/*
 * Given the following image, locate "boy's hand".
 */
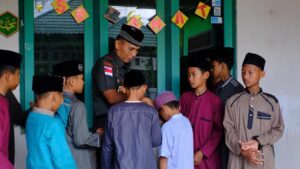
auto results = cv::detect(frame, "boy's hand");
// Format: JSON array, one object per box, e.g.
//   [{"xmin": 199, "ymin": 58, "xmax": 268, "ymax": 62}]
[
  {"xmin": 241, "ymin": 148, "xmax": 264, "ymax": 166},
  {"xmin": 240, "ymin": 140, "xmax": 259, "ymax": 150},
  {"xmin": 96, "ymin": 128, "xmax": 104, "ymax": 137},
  {"xmin": 194, "ymin": 150, "xmax": 203, "ymax": 166},
  {"xmin": 29, "ymin": 101, "xmax": 35, "ymax": 108}
]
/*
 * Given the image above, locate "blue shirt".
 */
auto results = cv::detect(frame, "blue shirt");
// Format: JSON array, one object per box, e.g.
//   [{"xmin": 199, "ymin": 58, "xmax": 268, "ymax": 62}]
[
  {"xmin": 26, "ymin": 107, "xmax": 77, "ymax": 169},
  {"xmin": 101, "ymin": 101, "xmax": 162, "ymax": 169},
  {"xmin": 160, "ymin": 114, "xmax": 194, "ymax": 169}
]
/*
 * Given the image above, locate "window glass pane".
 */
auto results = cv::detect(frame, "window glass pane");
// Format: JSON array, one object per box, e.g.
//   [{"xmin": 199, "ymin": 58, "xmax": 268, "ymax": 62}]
[
  {"xmin": 34, "ymin": 0, "xmax": 84, "ymax": 76},
  {"xmin": 108, "ymin": 1, "xmax": 157, "ymax": 98}
]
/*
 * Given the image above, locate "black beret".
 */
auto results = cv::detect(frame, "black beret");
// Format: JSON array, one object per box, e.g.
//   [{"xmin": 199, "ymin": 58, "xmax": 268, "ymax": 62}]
[
  {"xmin": 242, "ymin": 53, "xmax": 266, "ymax": 70},
  {"xmin": 123, "ymin": 70, "xmax": 146, "ymax": 88},
  {"xmin": 52, "ymin": 60, "xmax": 83, "ymax": 77},
  {"xmin": 211, "ymin": 47, "xmax": 234, "ymax": 69},
  {"xmin": 118, "ymin": 24, "xmax": 144, "ymax": 46},
  {"xmin": 0, "ymin": 49, "xmax": 22, "ymax": 68},
  {"xmin": 32, "ymin": 75, "xmax": 63, "ymax": 94},
  {"xmin": 187, "ymin": 52, "xmax": 211, "ymax": 72}
]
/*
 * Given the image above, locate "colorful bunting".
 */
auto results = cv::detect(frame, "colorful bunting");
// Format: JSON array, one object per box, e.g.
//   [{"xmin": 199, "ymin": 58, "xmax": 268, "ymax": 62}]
[
  {"xmin": 171, "ymin": 10, "xmax": 188, "ymax": 29},
  {"xmin": 71, "ymin": 5, "xmax": 89, "ymax": 24},
  {"xmin": 195, "ymin": 2, "xmax": 211, "ymax": 19},
  {"xmin": 51, "ymin": 0, "xmax": 70, "ymax": 15},
  {"xmin": 147, "ymin": 15, "xmax": 165, "ymax": 34}
]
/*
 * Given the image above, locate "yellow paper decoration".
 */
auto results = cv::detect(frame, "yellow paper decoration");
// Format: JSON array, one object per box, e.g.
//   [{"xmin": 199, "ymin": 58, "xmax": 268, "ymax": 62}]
[
  {"xmin": 147, "ymin": 16, "xmax": 165, "ymax": 34},
  {"xmin": 35, "ymin": 1, "xmax": 43, "ymax": 12},
  {"xmin": 127, "ymin": 16, "xmax": 143, "ymax": 29},
  {"xmin": 195, "ymin": 2, "xmax": 211, "ymax": 19},
  {"xmin": 51, "ymin": 0, "xmax": 70, "ymax": 15},
  {"xmin": 171, "ymin": 10, "xmax": 188, "ymax": 29},
  {"xmin": 71, "ymin": 5, "xmax": 89, "ymax": 24}
]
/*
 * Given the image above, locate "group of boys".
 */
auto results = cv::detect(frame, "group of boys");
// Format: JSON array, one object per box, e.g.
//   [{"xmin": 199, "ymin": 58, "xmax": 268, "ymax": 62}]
[{"xmin": 0, "ymin": 44, "xmax": 284, "ymax": 169}]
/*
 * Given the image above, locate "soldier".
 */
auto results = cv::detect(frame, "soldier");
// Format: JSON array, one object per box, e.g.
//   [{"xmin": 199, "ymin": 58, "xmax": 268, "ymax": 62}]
[{"xmin": 92, "ymin": 24, "xmax": 144, "ymax": 130}]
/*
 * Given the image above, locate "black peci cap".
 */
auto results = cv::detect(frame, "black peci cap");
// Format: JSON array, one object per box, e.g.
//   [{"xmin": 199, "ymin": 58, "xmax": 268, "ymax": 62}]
[
  {"xmin": 187, "ymin": 51, "xmax": 211, "ymax": 72},
  {"xmin": 52, "ymin": 60, "xmax": 84, "ymax": 77},
  {"xmin": 242, "ymin": 53, "xmax": 266, "ymax": 70},
  {"xmin": 32, "ymin": 75, "xmax": 63, "ymax": 94},
  {"xmin": 0, "ymin": 49, "xmax": 22, "ymax": 68},
  {"xmin": 118, "ymin": 24, "xmax": 144, "ymax": 46},
  {"xmin": 210, "ymin": 47, "xmax": 234, "ymax": 69}
]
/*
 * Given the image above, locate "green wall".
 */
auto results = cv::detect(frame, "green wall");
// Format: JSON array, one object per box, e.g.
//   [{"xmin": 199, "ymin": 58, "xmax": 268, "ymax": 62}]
[{"xmin": 182, "ymin": 15, "xmax": 212, "ymax": 56}]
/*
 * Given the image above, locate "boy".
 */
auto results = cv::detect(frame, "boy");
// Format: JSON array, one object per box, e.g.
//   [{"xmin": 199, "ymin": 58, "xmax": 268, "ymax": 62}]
[
  {"xmin": 52, "ymin": 60, "xmax": 102, "ymax": 169},
  {"xmin": 154, "ymin": 91, "xmax": 193, "ymax": 169},
  {"xmin": 179, "ymin": 54, "xmax": 223, "ymax": 169},
  {"xmin": 26, "ymin": 75, "xmax": 77, "ymax": 169},
  {"xmin": 223, "ymin": 53, "xmax": 284, "ymax": 169},
  {"xmin": 210, "ymin": 47, "xmax": 244, "ymax": 103},
  {"xmin": 101, "ymin": 70, "xmax": 162, "ymax": 169},
  {"xmin": 0, "ymin": 49, "xmax": 21, "ymax": 169},
  {"xmin": 210, "ymin": 47, "xmax": 244, "ymax": 169}
]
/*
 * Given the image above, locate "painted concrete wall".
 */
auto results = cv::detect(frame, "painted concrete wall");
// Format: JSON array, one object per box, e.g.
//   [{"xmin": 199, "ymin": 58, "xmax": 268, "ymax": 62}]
[
  {"xmin": 236, "ymin": 0, "xmax": 300, "ymax": 168},
  {"xmin": 0, "ymin": 1, "xmax": 27, "ymax": 169}
]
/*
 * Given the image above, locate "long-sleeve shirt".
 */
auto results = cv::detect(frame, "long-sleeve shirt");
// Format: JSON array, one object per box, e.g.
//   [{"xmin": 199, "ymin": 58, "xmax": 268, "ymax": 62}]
[
  {"xmin": 26, "ymin": 107, "xmax": 77, "ymax": 169},
  {"xmin": 180, "ymin": 90, "xmax": 223, "ymax": 169},
  {"xmin": 0, "ymin": 95, "xmax": 14, "ymax": 169},
  {"xmin": 101, "ymin": 101, "xmax": 162, "ymax": 169},
  {"xmin": 215, "ymin": 76, "xmax": 244, "ymax": 104},
  {"xmin": 223, "ymin": 88, "xmax": 284, "ymax": 169},
  {"xmin": 64, "ymin": 92, "xmax": 100, "ymax": 169},
  {"xmin": 5, "ymin": 91, "xmax": 30, "ymax": 164}
]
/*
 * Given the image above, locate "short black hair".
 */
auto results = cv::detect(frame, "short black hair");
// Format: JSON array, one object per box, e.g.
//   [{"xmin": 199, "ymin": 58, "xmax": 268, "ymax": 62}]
[
  {"xmin": 0, "ymin": 65, "xmax": 18, "ymax": 77},
  {"xmin": 164, "ymin": 101, "xmax": 179, "ymax": 110},
  {"xmin": 213, "ymin": 57, "xmax": 234, "ymax": 70}
]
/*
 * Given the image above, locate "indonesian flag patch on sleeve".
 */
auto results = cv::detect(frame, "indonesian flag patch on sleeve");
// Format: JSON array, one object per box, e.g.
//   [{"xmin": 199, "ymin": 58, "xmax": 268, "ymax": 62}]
[{"xmin": 104, "ymin": 66, "xmax": 113, "ymax": 77}]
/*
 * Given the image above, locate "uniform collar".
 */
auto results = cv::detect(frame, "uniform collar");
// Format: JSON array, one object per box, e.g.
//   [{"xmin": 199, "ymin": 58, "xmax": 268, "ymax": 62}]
[
  {"xmin": 220, "ymin": 76, "xmax": 233, "ymax": 88},
  {"xmin": 63, "ymin": 91, "xmax": 76, "ymax": 99},
  {"xmin": 245, "ymin": 88, "xmax": 263, "ymax": 95},
  {"xmin": 112, "ymin": 52, "xmax": 126, "ymax": 68},
  {"xmin": 32, "ymin": 107, "xmax": 55, "ymax": 117}
]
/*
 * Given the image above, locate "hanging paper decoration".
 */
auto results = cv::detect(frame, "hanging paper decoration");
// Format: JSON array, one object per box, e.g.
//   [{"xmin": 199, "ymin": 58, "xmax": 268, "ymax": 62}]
[
  {"xmin": 213, "ymin": 7, "xmax": 221, "ymax": 16},
  {"xmin": 126, "ymin": 11, "xmax": 143, "ymax": 29},
  {"xmin": 71, "ymin": 5, "xmax": 89, "ymax": 24},
  {"xmin": 211, "ymin": 16, "xmax": 222, "ymax": 24},
  {"xmin": 195, "ymin": 2, "xmax": 211, "ymax": 19},
  {"xmin": 51, "ymin": 0, "xmax": 70, "ymax": 15},
  {"xmin": 35, "ymin": 0, "xmax": 44, "ymax": 12},
  {"xmin": 171, "ymin": 10, "xmax": 188, "ymax": 29},
  {"xmin": 127, "ymin": 16, "xmax": 143, "ymax": 29},
  {"xmin": 212, "ymin": 0, "xmax": 221, "ymax": 7},
  {"xmin": 104, "ymin": 6, "xmax": 120, "ymax": 24},
  {"xmin": 147, "ymin": 15, "xmax": 165, "ymax": 34}
]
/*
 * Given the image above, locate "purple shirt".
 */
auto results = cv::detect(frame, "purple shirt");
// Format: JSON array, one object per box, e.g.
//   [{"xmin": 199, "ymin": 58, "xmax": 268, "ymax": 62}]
[
  {"xmin": 180, "ymin": 91, "xmax": 223, "ymax": 169},
  {"xmin": 102, "ymin": 101, "xmax": 162, "ymax": 169},
  {"xmin": 0, "ymin": 95, "xmax": 14, "ymax": 169}
]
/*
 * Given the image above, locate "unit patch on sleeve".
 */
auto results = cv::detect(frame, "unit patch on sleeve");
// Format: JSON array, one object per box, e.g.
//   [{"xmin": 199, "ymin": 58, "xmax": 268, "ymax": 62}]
[{"xmin": 104, "ymin": 66, "xmax": 113, "ymax": 77}]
